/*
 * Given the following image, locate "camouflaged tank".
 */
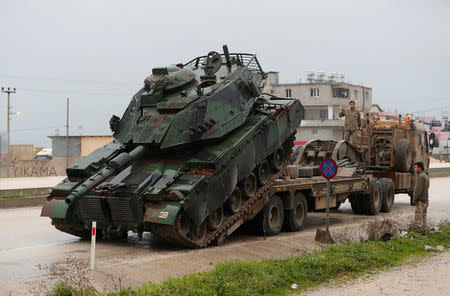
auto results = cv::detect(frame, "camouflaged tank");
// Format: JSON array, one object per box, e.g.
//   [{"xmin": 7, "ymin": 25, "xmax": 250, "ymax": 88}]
[{"xmin": 41, "ymin": 46, "xmax": 304, "ymax": 247}]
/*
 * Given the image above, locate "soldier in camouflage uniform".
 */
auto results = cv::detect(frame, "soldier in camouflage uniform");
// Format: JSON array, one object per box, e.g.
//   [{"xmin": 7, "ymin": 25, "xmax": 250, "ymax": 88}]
[
  {"xmin": 413, "ymin": 161, "xmax": 430, "ymax": 227},
  {"xmin": 339, "ymin": 101, "xmax": 361, "ymax": 145}
]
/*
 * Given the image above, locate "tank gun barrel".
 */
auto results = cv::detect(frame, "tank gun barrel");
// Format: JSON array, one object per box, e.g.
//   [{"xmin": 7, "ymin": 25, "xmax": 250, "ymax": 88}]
[{"xmin": 65, "ymin": 146, "xmax": 146, "ymax": 205}]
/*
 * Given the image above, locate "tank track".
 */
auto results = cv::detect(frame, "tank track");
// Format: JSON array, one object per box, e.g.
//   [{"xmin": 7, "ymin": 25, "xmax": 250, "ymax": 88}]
[{"xmin": 152, "ymin": 135, "xmax": 295, "ymax": 248}]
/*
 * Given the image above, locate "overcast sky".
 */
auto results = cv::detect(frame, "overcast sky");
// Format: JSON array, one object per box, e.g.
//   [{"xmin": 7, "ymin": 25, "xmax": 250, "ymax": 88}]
[{"xmin": 0, "ymin": 0, "xmax": 449, "ymax": 146}]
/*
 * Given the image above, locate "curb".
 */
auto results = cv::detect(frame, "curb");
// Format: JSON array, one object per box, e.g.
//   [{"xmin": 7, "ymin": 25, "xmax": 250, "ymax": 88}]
[
  {"xmin": 429, "ymin": 168, "xmax": 450, "ymax": 178},
  {"xmin": 0, "ymin": 188, "xmax": 51, "ymax": 208},
  {"xmin": 0, "ymin": 196, "xmax": 47, "ymax": 209}
]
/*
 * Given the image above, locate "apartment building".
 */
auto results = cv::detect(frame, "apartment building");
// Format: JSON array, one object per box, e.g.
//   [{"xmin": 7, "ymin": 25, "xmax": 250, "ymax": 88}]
[{"xmin": 263, "ymin": 72, "xmax": 372, "ymax": 143}]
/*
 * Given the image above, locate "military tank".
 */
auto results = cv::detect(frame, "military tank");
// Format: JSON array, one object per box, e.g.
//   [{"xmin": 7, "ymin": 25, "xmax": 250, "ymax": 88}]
[{"xmin": 41, "ymin": 46, "xmax": 304, "ymax": 247}]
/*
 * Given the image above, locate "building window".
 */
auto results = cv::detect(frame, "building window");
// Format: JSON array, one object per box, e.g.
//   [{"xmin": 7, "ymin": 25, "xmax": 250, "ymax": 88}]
[
  {"xmin": 310, "ymin": 88, "xmax": 319, "ymax": 98},
  {"xmin": 270, "ymin": 89, "xmax": 275, "ymax": 95},
  {"xmin": 354, "ymin": 90, "xmax": 358, "ymax": 99},
  {"xmin": 285, "ymin": 89, "xmax": 292, "ymax": 97},
  {"xmin": 320, "ymin": 110, "xmax": 328, "ymax": 120},
  {"xmin": 365, "ymin": 91, "xmax": 369, "ymax": 100},
  {"xmin": 312, "ymin": 129, "xmax": 318, "ymax": 135},
  {"xmin": 332, "ymin": 88, "xmax": 349, "ymax": 98}
]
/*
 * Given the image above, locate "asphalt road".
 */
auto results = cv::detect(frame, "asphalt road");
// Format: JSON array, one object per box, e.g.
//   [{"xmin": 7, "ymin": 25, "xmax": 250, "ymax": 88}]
[{"xmin": 0, "ymin": 177, "xmax": 449, "ymax": 295}]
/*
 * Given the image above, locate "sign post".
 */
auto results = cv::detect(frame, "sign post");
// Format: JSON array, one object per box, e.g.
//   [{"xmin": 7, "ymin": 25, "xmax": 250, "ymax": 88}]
[
  {"xmin": 315, "ymin": 158, "xmax": 338, "ymax": 244},
  {"xmin": 90, "ymin": 221, "xmax": 96, "ymax": 270}
]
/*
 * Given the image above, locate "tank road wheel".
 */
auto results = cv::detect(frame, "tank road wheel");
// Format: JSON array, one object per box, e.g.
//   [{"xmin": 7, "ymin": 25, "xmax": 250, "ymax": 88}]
[
  {"xmin": 262, "ymin": 195, "xmax": 285, "ymax": 235},
  {"xmin": 256, "ymin": 160, "xmax": 271, "ymax": 185},
  {"xmin": 270, "ymin": 147, "xmax": 285, "ymax": 171},
  {"xmin": 241, "ymin": 173, "xmax": 257, "ymax": 199},
  {"xmin": 395, "ymin": 139, "xmax": 413, "ymax": 172},
  {"xmin": 207, "ymin": 206, "xmax": 224, "ymax": 230},
  {"xmin": 364, "ymin": 179, "xmax": 382, "ymax": 215},
  {"xmin": 191, "ymin": 222, "xmax": 207, "ymax": 243},
  {"xmin": 380, "ymin": 178, "xmax": 395, "ymax": 212},
  {"xmin": 226, "ymin": 187, "xmax": 242, "ymax": 214},
  {"xmin": 286, "ymin": 192, "xmax": 307, "ymax": 231}
]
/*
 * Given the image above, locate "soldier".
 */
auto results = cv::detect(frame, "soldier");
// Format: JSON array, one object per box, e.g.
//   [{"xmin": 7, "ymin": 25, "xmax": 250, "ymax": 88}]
[
  {"xmin": 413, "ymin": 161, "xmax": 430, "ymax": 227},
  {"xmin": 339, "ymin": 101, "xmax": 361, "ymax": 145}
]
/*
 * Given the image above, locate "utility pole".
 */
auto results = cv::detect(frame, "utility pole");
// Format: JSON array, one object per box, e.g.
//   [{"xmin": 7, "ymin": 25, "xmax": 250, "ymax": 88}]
[
  {"xmin": 2, "ymin": 87, "xmax": 16, "ymax": 177},
  {"xmin": 66, "ymin": 98, "xmax": 69, "ymax": 169}
]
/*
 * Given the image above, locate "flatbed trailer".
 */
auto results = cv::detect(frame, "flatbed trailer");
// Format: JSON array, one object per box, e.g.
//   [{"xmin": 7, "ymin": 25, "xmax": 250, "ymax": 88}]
[{"xmin": 218, "ymin": 117, "xmax": 430, "ymax": 242}]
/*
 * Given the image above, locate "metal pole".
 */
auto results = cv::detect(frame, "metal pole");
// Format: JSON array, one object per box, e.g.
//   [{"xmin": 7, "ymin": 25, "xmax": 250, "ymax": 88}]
[
  {"xmin": 66, "ymin": 98, "xmax": 69, "ymax": 169},
  {"xmin": 326, "ymin": 179, "xmax": 330, "ymax": 232},
  {"xmin": 2, "ymin": 87, "xmax": 16, "ymax": 177},
  {"xmin": 7, "ymin": 92, "xmax": 10, "ymax": 177},
  {"xmin": 90, "ymin": 221, "xmax": 96, "ymax": 270}
]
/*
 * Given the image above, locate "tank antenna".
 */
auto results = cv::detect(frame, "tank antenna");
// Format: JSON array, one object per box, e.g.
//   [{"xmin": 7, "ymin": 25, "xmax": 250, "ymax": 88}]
[{"xmin": 223, "ymin": 45, "xmax": 231, "ymax": 70}]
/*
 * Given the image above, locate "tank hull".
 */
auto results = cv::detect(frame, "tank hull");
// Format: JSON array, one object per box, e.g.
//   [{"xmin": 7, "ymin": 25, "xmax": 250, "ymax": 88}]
[{"xmin": 42, "ymin": 100, "xmax": 302, "ymax": 246}]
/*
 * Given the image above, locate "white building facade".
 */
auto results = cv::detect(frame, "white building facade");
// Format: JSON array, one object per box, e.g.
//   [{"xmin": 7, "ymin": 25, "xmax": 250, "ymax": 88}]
[{"xmin": 264, "ymin": 72, "xmax": 372, "ymax": 143}]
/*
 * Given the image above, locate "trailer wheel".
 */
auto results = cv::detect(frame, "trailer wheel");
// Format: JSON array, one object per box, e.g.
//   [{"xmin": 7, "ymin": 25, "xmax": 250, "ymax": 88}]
[
  {"xmin": 379, "ymin": 178, "xmax": 395, "ymax": 212},
  {"xmin": 285, "ymin": 192, "xmax": 308, "ymax": 231},
  {"xmin": 270, "ymin": 147, "xmax": 285, "ymax": 171},
  {"xmin": 364, "ymin": 179, "xmax": 382, "ymax": 215},
  {"xmin": 262, "ymin": 195, "xmax": 284, "ymax": 235},
  {"xmin": 350, "ymin": 193, "xmax": 365, "ymax": 214},
  {"xmin": 395, "ymin": 139, "xmax": 413, "ymax": 172}
]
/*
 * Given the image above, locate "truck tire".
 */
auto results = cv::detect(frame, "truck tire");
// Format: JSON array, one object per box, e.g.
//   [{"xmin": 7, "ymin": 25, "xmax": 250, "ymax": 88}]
[
  {"xmin": 350, "ymin": 193, "xmax": 365, "ymax": 214},
  {"xmin": 285, "ymin": 192, "xmax": 307, "ymax": 231},
  {"xmin": 379, "ymin": 178, "xmax": 395, "ymax": 212},
  {"xmin": 395, "ymin": 139, "xmax": 413, "ymax": 172},
  {"xmin": 364, "ymin": 179, "xmax": 382, "ymax": 215},
  {"xmin": 261, "ymin": 195, "xmax": 284, "ymax": 235}
]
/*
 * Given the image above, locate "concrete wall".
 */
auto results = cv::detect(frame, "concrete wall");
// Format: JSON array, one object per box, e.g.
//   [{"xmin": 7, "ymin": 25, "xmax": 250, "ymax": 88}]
[
  {"xmin": 80, "ymin": 136, "xmax": 113, "ymax": 156},
  {"xmin": 52, "ymin": 137, "xmax": 81, "ymax": 157},
  {"xmin": 0, "ymin": 157, "xmax": 77, "ymax": 178},
  {"xmin": 10, "ymin": 145, "xmax": 34, "ymax": 161}
]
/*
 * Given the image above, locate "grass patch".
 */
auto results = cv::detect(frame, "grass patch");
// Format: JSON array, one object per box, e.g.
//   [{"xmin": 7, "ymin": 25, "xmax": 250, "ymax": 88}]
[
  {"xmin": 0, "ymin": 194, "xmax": 25, "ymax": 199},
  {"xmin": 47, "ymin": 225, "xmax": 450, "ymax": 296}
]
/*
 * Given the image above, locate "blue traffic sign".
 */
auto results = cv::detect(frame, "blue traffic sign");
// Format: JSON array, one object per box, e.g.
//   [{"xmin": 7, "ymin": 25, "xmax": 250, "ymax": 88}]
[{"xmin": 320, "ymin": 158, "xmax": 338, "ymax": 180}]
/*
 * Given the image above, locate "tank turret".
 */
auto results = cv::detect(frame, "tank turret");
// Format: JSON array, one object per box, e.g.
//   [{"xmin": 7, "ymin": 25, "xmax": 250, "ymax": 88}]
[{"xmin": 111, "ymin": 45, "xmax": 265, "ymax": 149}]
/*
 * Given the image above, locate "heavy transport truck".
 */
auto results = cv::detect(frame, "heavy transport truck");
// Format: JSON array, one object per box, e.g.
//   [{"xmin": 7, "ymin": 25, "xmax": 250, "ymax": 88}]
[{"xmin": 248, "ymin": 115, "xmax": 431, "ymax": 236}]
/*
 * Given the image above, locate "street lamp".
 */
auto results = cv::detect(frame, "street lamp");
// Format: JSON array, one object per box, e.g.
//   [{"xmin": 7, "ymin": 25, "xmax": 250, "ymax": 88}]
[{"xmin": 2, "ymin": 87, "xmax": 17, "ymax": 177}]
